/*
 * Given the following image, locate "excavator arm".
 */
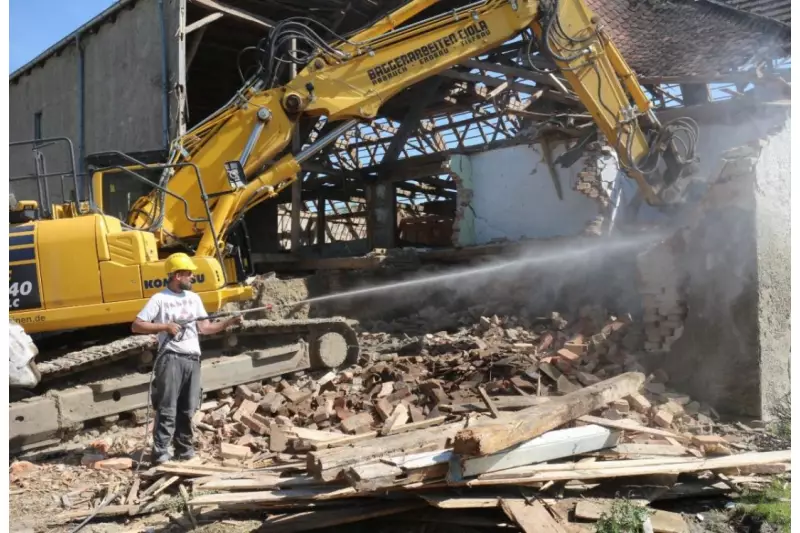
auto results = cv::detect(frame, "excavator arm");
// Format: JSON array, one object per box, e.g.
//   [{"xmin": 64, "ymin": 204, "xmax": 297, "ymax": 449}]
[{"xmin": 103, "ymin": 0, "xmax": 697, "ymax": 258}]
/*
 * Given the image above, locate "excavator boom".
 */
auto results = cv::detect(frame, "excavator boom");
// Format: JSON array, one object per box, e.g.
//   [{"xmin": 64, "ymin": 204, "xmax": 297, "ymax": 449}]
[{"xmin": 102, "ymin": 0, "xmax": 696, "ymax": 258}]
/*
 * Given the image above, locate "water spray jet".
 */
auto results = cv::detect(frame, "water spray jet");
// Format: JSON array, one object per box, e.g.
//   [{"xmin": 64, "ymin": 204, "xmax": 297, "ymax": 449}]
[{"xmin": 291, "ymin": 230, "xmax": 671, "ymax": 307}]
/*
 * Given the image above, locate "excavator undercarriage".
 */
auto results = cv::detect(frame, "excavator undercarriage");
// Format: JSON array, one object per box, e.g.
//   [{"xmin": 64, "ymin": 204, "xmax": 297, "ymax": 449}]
[{"xmin": 11, "ymin": 318, "xmax": 360, "ymax": 453}]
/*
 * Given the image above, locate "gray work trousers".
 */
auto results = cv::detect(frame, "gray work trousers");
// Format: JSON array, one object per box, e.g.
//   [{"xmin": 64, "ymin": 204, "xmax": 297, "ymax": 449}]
[{"xmin": 151, "ymin": 351, "xmax": 201, "ymax": 459}]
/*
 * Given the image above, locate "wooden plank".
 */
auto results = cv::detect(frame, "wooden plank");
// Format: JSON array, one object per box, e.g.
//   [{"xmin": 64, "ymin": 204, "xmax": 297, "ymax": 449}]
[
  {"xmin": 575, "ymin": 500, "xmax": 688, "ymax": 533},
  {"xmin": 478, "ymin": 386, "xmax": 501, "ymax": 418},
  {"xmin": 453, "ymin": 372, "xmax": 646, "ymax": 456},
  {"xmin": 344, "ymin": 462, "xmax": 404, "ymax": 492},
  {"xmin": 385, "ymin": 449, "xmax": 453, "ymax": 471},
  {"xmin": 611, "ymin": 444, "xmax": 690, "ymax": 457},
  {"xmin": 476, "ymin": 456, "xmax": 723, "ymax": 481},
  {"xmin": 419, "ymin": 493, "xmax": 500, "ymax": 509},
  {"xmin": 51, "ymin": 505, "xmax": 138, "ymax": 524},
  {"xmin": 126, "ymin": 476, "xmax": 140, "ymax": 505},
  {"xmin": 155, "ymin": 463, "xmax": 244, "ymax": 476},
  {"xmin": 310, "ymin": 431, "xmax": 380, "ymax": 450},
  {"xmin": 442, "ymin": 396, "xmax": 552, "ymax": 413},
  {"xmin": 501, "ymin": 499, "xmax": 568, "ymax": 533},
  {"xmin": 466, "ymin": 450, "xmax": 791, "ymax": 486},
  {"xmin": 456, "ymin": 425, "xmax": 621, "ymax": 479},
  {"xmin": 152, "ymin": 475, "xmax": 180, "ymax": 497},
  {"xmin": 577, "ymin": 415, "xmax": 690, "ymax": 441},
  {"xmin": 188, "ymin": 486, "xmax": 360, "ymax": 506},
  {"xmin": 308, "ymin": 419, "xmax": 469, "ymax": 481},
  {"xmin": 196, "ymin": 475, "xmax": 323, "ymax": 491},
  {"xmin": 386, "ymin": 415, "xmax": 448, "ymax": 435},
  {"xmin": 178, "ymin": 484, "xmax": 198, "ymax": 529},
  {"xmin": 285, "ymin": 427, "xmax": 345, "ymax": 442}
]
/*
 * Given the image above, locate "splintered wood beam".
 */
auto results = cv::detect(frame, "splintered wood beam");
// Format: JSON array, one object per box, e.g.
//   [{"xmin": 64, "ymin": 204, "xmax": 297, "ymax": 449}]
[
  {"xmin": 453, "ymin": 372, "xmax": 646, "ymax": 457},
  {"xmin": 501, "ymin": 499, "xmax": 568, "ymax": 533},
  {"xmin": 189, "ymin": 0, "xmax": 273, "ymax": 28},
  {"xmin": 185, "ymin": 11, "xmax": 223, "ymax": 34},
  {"xmin": 460, "ymin": 59, "xmax": 563, "ymax": 89},
  {"xmin": 438, "ymin": 70, "xmax": 579, "ymax": 107}
]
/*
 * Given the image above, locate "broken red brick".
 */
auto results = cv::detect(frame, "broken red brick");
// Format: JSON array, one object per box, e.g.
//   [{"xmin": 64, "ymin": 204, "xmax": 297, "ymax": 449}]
[
  {"xmin": 375, "ymin": 398, "xmax": 394, "ymax": 421},
  {"xmin": 691, "ymin": 435, "xmax": 728, "ymax": 447},
  {"xmin": 627, "ymin": 392, "xmax": 652, "ymax": 414},
  {"xmin": 241, "ymin": 414, "xmax": 269, "ymax": 436},
  {"xmin": 269, "ymin": 425, "xmax": 289, "ymax": 453},
  {"xmin": 419, "ymin": 380, "xmax": 449, "ymax": 404},
  {"xmin": 537, "ymin": 332, "xmax": 554, "ymax": 351},
  {"xmin": 88, "ymin": 438, "xmax": 112, "ymax": 454},
  {"xmin": 94, "ymin": 457, "xmax": 134, "ymax": 471},
  {"xmin": 232, "ymin": 399, "xmax": 259, "ymax": 423},
  {"xmin": 281, "ymin": 386, "xmax": 313, "ymax": 405},
  {"xmin": 221, "ymin": 442, "xmax": 251, "ymax": 460},
  {"xmin": 9, "ymin": 461, "xmax": 37, "ymax": 480},
  {"xmin": 653, "ymin": 409, "xmax": 674, "ymax": 428},
  {"xmin": 340, "ymin": 412, "xmax": 374, "ymax": 434},
  {"xmin": 235, "ymin": 385, "xmax": 262, "ymax": 403},
  {"xmin": 557, "ymin": 348, "xmax": 581, "ymax": 362},
  {"xmin": 408, "ymin": 406, "xmax": 426, "ymax": 423},
  {"xmin": 610, "ymin": 399, "xmax": 630, "ymax": 413}
]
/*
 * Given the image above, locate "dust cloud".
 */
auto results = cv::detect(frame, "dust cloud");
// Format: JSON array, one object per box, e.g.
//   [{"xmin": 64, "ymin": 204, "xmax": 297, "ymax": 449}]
[{"xmin": 294, "ymin": 229, "xmax": 670, "ymax": 321}]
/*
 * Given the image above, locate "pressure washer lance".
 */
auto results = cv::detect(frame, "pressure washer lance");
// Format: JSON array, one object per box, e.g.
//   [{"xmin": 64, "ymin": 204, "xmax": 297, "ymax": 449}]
[{"xmin": 69, "ymin": 304, "xmax": 274, "ymax": 533}]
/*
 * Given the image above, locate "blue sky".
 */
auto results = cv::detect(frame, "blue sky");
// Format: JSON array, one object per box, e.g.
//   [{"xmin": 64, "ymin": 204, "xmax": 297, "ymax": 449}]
[{"xmin": 10, "ymin": 0, "xmax": 116, "ymax": 73}]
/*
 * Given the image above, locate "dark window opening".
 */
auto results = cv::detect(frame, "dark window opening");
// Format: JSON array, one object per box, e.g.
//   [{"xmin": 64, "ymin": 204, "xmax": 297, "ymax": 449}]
[{"xmin": 34, "ymin": 111, "xmax": 42, "ymax": 140}]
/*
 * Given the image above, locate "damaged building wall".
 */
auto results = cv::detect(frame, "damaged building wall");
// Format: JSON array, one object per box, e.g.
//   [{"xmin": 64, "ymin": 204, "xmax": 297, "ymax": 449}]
[
  {"xmin": 450, "ymin": 140, "xmax": 619, "ymax": 246},
  {"xmin": 650, "ymin": 111, "xmax": 791, "ymax": 420},
  {"xmin": 444, "ymin": 100, "xmax": 789, "ymax": 420}
]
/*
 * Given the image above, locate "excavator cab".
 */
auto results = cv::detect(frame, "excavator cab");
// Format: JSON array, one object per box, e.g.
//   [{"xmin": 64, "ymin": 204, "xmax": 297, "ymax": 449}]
[
  {"xmin": 86, "ymin": 150, "xmax": 256, "ymax": 286},
  {"xmin": 9, "ymin": 137, "xmax": 89, "ymax": 222}
]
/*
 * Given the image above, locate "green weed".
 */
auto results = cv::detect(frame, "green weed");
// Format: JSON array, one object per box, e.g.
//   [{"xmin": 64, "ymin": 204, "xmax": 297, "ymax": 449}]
[
  {"xmin": 734, "ymin": 479, "xmax": 791, "ymax": 533},
  {"xmin": 594, "ymin": 498, "xmax": 651, "ymax": 533}
]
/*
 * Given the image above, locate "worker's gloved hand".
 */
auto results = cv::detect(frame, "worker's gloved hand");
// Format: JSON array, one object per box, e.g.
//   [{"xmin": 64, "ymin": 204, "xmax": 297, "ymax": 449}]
[
  {"xmin": 164, "ymin": 322, "xmax": 182, "ymax": 337},
  {"xmin": 227, "ymin": 315, "xmax": 244, "ymax": 328}
]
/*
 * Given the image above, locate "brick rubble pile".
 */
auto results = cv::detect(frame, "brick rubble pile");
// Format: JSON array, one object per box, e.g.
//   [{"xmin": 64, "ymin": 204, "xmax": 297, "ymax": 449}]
[{"xmin": 12, "ymin": 306, "xmax": 790, "ymax": 532}]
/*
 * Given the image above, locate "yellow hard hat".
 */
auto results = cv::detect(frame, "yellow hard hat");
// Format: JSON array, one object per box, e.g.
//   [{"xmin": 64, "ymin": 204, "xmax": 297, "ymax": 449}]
[{"xmin": 164, "ymin": 253, "xmax": 198, "ymax": 275}]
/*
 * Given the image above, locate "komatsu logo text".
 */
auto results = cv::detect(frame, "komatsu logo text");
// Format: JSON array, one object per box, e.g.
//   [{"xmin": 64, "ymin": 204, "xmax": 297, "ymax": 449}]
[
  {"xmin": 144, "ymin": 274, "xmax": 205, "ymax": 289},
  {"xmin": 367, "ymin": 20, "xmax": 491, "ymax": 86}
]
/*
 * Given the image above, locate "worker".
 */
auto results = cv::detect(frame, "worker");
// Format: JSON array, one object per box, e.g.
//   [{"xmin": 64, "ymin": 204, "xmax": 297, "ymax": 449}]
[{"xmin": 132, "ymin": 252, "xmax": 242, "ymax": 465}]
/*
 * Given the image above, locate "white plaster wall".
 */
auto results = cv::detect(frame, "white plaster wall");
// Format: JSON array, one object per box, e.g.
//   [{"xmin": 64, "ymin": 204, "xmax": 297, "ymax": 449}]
[{"xmin": 464, "ymin": 143, "xmax": 619, "ymax": 244}]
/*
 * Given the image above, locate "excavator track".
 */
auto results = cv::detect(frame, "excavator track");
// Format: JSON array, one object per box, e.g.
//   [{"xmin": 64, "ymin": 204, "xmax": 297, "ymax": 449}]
[
  {"xmin": 10, "ymin": 318, "xmax": 360, "ymax": 454},
  {"xmin": 35, "ymin": 318, "xmax": 359, "ymax": 382}
]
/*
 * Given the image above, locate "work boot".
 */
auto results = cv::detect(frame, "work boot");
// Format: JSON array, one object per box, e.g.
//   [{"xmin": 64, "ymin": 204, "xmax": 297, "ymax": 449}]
[
  {"xmin": 151, "ymin": 450, "xmax": 172, "ymax": 466},
  {"xmin": 175, "ymin": 448, "xmax": 195, "ymax": 462}
]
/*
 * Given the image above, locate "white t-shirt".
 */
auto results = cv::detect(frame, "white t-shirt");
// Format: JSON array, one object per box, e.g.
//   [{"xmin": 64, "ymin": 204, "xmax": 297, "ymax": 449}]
[{"xmin": 136, "ymin": 288, "xmax": 208, "ymax": 355}]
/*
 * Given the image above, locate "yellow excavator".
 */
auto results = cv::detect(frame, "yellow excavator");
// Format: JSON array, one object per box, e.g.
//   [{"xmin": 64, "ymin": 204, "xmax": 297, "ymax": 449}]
[{"xmin": 9, "ymin": 0, "xmax": 698, "ymax": 451}]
